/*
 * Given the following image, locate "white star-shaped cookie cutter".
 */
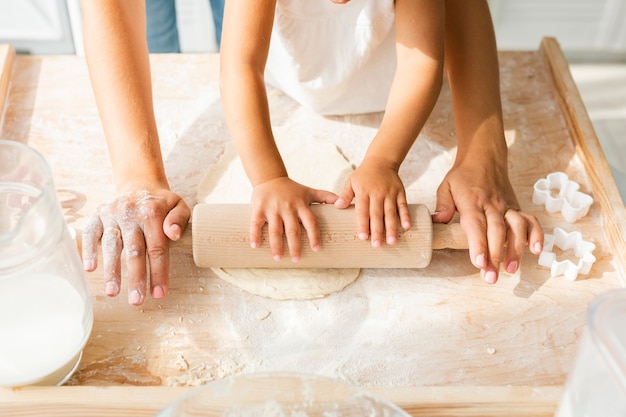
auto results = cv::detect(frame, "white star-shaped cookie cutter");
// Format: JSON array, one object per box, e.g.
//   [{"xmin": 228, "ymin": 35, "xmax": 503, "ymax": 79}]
[
  {"xmin": 532, "ymin": 172, "xmax": 593, "ymax": 223},
  {"xmin": 538, "ymin": 227, "xmax": 596, "ymax": 281}
]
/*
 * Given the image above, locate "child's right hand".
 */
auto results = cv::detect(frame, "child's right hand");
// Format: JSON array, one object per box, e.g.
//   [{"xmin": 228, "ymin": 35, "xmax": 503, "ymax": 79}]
[{"xmin": 250, "ymin": 177, "xmax": 338, "ymax": 262}]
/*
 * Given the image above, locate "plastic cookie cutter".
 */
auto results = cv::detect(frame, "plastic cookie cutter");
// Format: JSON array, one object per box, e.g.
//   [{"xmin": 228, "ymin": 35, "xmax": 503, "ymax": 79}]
[
  {"xmin": 538, "ymin": 227, "xmax": 596, "ymax": 281},
  {"xmin": 532, "ymin": 172, "xmax": 593, "ymax": 223}
]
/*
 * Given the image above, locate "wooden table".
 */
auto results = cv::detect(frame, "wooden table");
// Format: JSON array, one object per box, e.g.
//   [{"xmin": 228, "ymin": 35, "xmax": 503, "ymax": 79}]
[{"xmin": 1, "ymin": 38, "xmax": 625, "ymax": 416}]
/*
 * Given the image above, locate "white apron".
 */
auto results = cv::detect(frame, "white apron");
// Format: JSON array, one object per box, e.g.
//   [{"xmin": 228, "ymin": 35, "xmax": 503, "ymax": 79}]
[{"xmin": 265, "ymin": 0, "xmax": 396, "ymax": 115}]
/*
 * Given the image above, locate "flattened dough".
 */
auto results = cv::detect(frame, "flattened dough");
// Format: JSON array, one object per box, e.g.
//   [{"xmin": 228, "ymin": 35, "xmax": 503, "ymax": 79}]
[
  {"xmin": 211, "ymin": 267, "xmax": 361, "ymax": 301},
  {"xmin": 196, "ymin": 126, "xmax": 360, "ymax": 300}
]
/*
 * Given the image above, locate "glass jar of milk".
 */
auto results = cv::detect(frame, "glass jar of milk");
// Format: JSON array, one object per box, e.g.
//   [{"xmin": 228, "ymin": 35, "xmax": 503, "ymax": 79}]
[{"xmin": 0, "ymin": 140, "xmax": 93, "ymax": 387}]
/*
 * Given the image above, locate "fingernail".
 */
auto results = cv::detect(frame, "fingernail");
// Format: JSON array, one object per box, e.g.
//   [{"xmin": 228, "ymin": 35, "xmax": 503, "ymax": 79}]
[
  {"xmin": 129, "ymin": 290, "xmax": 143, "ymax": 305},
  {"xmin": 358, "ymin": 232, "xmax": 368, "ymax": 240},
  {"xmin": 170, "ymin": 224, "xmax": 181, "ymax": 240},
  {"xmin": 273, "ymin": 254, "xmax": 282, "ymax": 261},
  {"xmin": 334, "ymin": 198, "xmax": 344, "ymax": 206},
  {"xmin": 83, "ymin": 259, "xmax": 95, "ymax": 271},
  {"xmin": 291, "ymin": 256, "xmax": 300, "ymax": 263},
  {"xmin": 312, "ymin": 244, "xmax": 321, "ymax": 252},
  {"xmin": 152, "ymin": 285, "xmax": 166, "ymax": 299},
  {"xmin": 372, "ymin": 239, "xmax": 381, "ymax": 248},
  {"xmin": 250, "ymin": 242, "xmax": 258, "ymax": 249},
  {"xmin": 484, "ymin": 270, "xmax": 498, "ymax": 284},
  {"xmin": 386, "ymin": 236, "xmax": 397, "ymax": 245},
  {"xmin": 105, "ymin": 280, "xmax": 119, "ymax": 296},
  {"xmin": 402, "ymin": 221, "xmax": 411, "ymax": 230},
  {"xmin": 476, "ymin": 254, "xmax": 487, "ymax": 269},
  {"xmin": 506, "ymin": 260, "xmax": 518, "ymax": 274},
  {"xmin": 533, "ymin": 242, "xmax": 543, "ymax": 253}
]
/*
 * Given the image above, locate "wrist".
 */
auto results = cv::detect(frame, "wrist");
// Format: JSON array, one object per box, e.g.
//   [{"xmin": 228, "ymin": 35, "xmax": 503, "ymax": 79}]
[{"xmin": 114, "ymin": 170, "xmax": 170, "ymax": 194}]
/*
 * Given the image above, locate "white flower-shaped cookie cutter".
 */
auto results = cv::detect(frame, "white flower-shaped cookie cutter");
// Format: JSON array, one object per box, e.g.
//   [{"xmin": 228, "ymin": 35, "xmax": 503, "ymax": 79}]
[
  {"xmin": 532, "ymin": 172, "xmax": 593, "ymax": 223},
  {"xmin": 538, "ymin": 227, "xmax": 596, "ymax": 281}
]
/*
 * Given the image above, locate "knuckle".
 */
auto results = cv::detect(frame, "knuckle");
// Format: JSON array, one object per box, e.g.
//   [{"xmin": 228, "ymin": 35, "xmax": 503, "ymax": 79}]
[
  {"xmin": 125, "ymin": 244, "xmax": 145, "ymax": 260},
  {"xmin": 147, "ymin": 245, "xmax": 167, "ymax": 260}
]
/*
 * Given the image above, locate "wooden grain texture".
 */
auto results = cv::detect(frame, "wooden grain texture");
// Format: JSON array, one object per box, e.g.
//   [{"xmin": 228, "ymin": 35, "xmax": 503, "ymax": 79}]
[
  {"xmin": 540, "ymin": 37, "xmax": 626, "ymax": 285},
  {"xmin": 192, "ymin": 203, "xmax": 435, "ymax": 268},
  {"xmin": 191, "ymin": 203, "xmax": 468, "ymax": 268},
  {"xmin": 0, "ymin": 40, "xmax": 623, "ymax": 413},
  {"xmin": 0, "ymin": 44, "xmax": 15, "ymax": 125},
  {"xmin": 0, "ymin": 385, "xmax": 562, "ymax": 417}
]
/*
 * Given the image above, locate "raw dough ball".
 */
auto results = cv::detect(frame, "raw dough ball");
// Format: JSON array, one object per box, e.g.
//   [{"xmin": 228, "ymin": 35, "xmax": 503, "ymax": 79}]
[{"xmin": 196, "ymin": 126, "xmax": 360, "ymax": 300}]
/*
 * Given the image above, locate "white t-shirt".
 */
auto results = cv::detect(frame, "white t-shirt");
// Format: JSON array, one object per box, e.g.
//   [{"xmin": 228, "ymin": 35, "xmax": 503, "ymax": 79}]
[{"xmin": 265, "ymin": 0, "xmax": 396, "ymax": 116}]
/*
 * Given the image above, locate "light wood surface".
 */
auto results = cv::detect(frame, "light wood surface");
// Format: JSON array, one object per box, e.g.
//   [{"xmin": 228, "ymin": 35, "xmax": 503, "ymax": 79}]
[
  {"xmin": 0, "ymin": 385, "xmax": 563, "ymax": 417},
  {"xmin": 540, "ymin": 38, "xmax": 626, "ymax": 284},
  {"xmin": 0, "ymin": 38, "xmax": 624, "ymax": 414},
  {"xmin": 0, "ymin": 44, "xmax": 15, "ymax": 122},
  {"xmin": 192, "ymin": 203, "xmax": 467, "ymax": 269}
]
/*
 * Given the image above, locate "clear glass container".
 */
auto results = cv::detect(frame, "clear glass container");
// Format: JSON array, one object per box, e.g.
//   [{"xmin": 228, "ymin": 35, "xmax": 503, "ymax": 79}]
[
  {"xmin": 555, "ymin": 289, "xmax": 626, "ymax": 417},
  {"xmin": 155, "ymin": 372, "xmax": 411, "ymax": 417},
  {"xmin": 0, "ymin": 139, "xmax": 93, "ymax": 387}
]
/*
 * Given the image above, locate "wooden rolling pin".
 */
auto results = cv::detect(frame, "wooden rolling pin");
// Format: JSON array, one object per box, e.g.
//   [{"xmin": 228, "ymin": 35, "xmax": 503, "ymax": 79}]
[{"xmin": 192, "ymin": 203, "xmax": 468, "ymax": 269}]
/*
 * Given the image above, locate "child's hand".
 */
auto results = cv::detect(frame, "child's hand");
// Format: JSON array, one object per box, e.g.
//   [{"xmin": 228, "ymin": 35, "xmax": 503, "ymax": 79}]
[
  {"xmin": 250, "ymin": 177, "xmax": 338, "ymax": 262},
  {"xmin": 82, "ymin": 186, "xmax": 190, "ymax": 305},
  {"xmin": 334, "ymin": 158, "xmax": 412, "ymax": 247},
  {"xmin": 432, "ymin": 161, "xmax": 543, "ymax": 285}
]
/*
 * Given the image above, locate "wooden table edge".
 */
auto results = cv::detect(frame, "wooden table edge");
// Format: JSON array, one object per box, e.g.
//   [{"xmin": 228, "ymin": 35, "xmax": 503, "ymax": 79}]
[
  {"xmin": 0, "ymin": 44, "xmax": 16, "ymax": 128},
  {"xmin": 0, "ymin": 385, "xmax": 563, "ymax": 417},
  {"xmin": 539, "ymin": 37, "xmax": 626, "ymax": 285}
]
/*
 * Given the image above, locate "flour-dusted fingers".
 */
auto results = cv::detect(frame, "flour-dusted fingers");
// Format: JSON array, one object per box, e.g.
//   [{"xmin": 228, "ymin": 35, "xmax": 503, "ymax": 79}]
[
  {"xmin": 143, "ymin": 216, "xmax": 170, "ymax": 299},
  {"xmin": 162, "ymin": 197, "xmax": 190, "ymax": 241},
  {"xmin": 82, "ymin": 213, "xmax": 104, "ymax": 272},
  {"xmin": 121, "ymin": 224, "xmax": 148, "ymax": 306},
  {"xmin": 100, "ymin": 224, "xmax": 123, "ymax": 296}
]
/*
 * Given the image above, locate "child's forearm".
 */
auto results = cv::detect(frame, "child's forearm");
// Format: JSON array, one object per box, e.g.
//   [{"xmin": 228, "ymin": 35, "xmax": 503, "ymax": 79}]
[
  {"xmin": 81, "ymin": 0, "xmax": 167, "ymax": 191},
  {"xmin": 220, "ymin": 67, "xmax": 287, "ymax": 186},
  {"xmin": 219, "ymin": 0, "xmax": 286, "ymax": 187},
  {"xmin": 363, "ymin": 0, "xmax": 445, "ymax": 169},
  {"xmin": 444, "ymin": 0, "xmax": 508, "ymax": 166},
  {"xmin": 366, "ymin": 57, "xmax": 443, "ymax": 168}
]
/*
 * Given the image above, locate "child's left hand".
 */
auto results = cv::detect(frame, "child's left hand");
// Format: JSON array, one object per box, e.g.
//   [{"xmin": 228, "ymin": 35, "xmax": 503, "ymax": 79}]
[{"xmin": 334, "ymin": 156, "xmax": 412, "ymax": 247}]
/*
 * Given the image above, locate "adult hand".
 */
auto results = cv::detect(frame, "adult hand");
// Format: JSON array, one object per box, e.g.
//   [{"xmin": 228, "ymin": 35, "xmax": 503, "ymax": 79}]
[
  {"xmin": 82, "ymin": 187, "xmax": 190, "ymax": 305},
  {"xmin": 432, "ymin": 161, "xmax": 543, "ymax": 284}
]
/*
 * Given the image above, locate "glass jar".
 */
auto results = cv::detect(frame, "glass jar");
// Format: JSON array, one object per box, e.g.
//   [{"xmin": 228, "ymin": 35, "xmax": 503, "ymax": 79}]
[{"xmin": 0, "ymin": 139, "xmax": 93, "ymax": 387}]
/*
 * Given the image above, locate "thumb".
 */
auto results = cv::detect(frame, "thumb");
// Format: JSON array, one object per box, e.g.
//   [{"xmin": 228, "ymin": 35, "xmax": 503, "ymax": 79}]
[
  {"xmin": 310, "ymin": 188, "xmax": 339, "ymax": 205},
  {"xmin": 334, "ymin": 179, "xmax": 355, "ymax": 209},
  {"xmin": 163, "ymin": 199, "xmax": 191, "ymax": 241},
  {"xmin": 432, "ymin": 182, "xmax": 456, "ymax": 224}
]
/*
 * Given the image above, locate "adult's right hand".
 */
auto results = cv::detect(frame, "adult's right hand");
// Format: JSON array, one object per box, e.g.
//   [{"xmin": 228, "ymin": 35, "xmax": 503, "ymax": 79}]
[{"xmin": 82, "ymin": 187, "xmax": 190, "ymax": 306}]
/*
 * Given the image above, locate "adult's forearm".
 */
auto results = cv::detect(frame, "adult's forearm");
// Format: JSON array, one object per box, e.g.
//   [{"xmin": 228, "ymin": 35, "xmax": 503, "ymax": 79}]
[
  {"xmin": 444, "ymin": 0, "xmax": 508, "ymax": 163},
  {"xmin": 81, "ymin": 0, "xmax": 167, "ymax": 191}
]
